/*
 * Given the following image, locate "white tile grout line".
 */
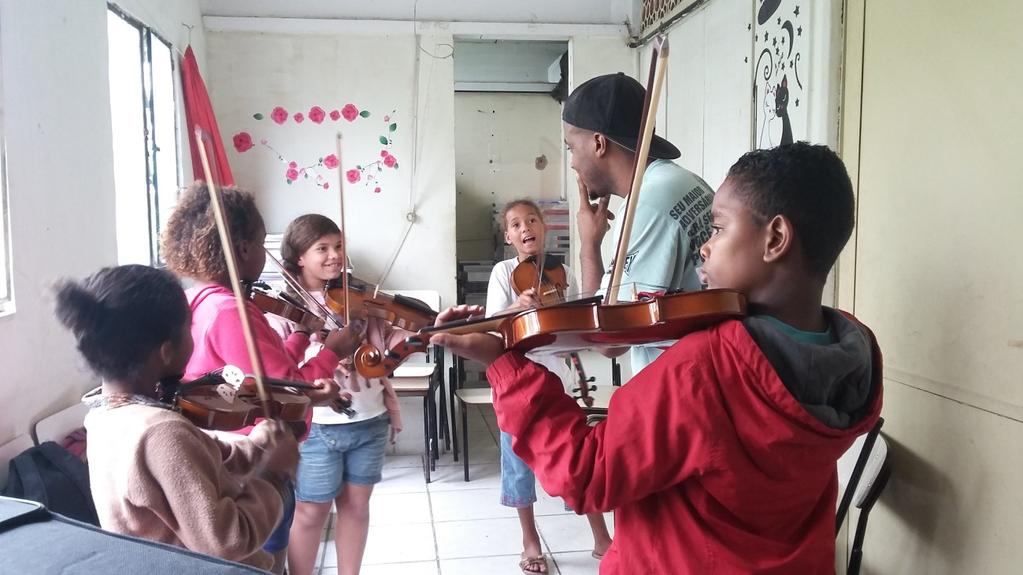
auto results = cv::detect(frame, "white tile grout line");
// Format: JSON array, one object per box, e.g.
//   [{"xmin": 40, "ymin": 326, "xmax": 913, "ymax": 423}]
[{"xmin": 424, "ymin": 469, "xmax": 443, "ymax": 575}]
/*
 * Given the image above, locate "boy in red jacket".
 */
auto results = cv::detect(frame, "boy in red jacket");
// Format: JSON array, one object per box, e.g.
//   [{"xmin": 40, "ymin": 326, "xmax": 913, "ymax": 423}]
[{"xmin": 432, "ymin": 142, "xmax": 883, "ymax": 574}]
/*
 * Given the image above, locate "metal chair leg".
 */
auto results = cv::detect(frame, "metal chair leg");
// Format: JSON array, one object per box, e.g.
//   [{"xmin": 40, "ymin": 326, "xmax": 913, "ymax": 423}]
[
  {"xmin": 428, "ymin": 386, "xmax": 439, "ymax": 469},
  {"xmin": 461, "ymin": 399, "xmax": 470, "ymax": 482},
  {"xmin": 449, "ymin": 365, "xmax": 460, "ymax": 462},
  {"xmin": 437, "ymin": 349, "xmax": 450, "ymax": 452},
  {"xmin": 421, "ymin": 395, "xmax": 431, "ymax": 483}
]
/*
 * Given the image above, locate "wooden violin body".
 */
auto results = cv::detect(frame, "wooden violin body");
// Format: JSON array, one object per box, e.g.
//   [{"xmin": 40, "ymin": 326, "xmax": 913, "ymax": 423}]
[
  {"xmin": 354, "ymin": 289, "xmax": 747, "ymax": 378},
  {"xmin": 176, "ymin": 386, "xmax": 311, "ymax": 431},
  {"xmin": 247, "ymin": 282, "xmax": 323, "ymax": 327},
  {"xmin": 511, "ymin": 255, "xmax": 568, "ymax": 306},
  {"xmin": 325, "ymin": 275, "xmax": 437, "ymax": 331},
  {"xmin": 163, "ymin": 366, "xmax": 355, "ymax": 431}
]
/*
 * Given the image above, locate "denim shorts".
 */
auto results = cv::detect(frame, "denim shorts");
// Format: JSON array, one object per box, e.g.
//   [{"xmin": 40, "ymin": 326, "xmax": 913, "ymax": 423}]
[
  {"xmin": 500, "ymin": 431, "xmax": 537, "ymax": 508},
  {"xmin": 295, "ymin": 414, "xmax": 390, "ymax": 502}
]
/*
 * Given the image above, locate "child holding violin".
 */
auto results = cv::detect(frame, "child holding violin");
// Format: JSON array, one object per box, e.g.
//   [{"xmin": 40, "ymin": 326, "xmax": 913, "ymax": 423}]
[
  {"xmin": 58, "ymin": 264, "xmax": 298, "ymax": 571},
  {"xmin": 434, "ymin": 144, "xmax": 884, "ymax": 573},
  {"xmin": 486, "ymin": 199, "xmax": 612, "ymax": 574},
  {"xmin": 271, "ymin": 213, "xmax": 409, "ymax": 575},
  {"xmin": 161, "ymin": 183, "xmax": 365, "ymax": 573}
]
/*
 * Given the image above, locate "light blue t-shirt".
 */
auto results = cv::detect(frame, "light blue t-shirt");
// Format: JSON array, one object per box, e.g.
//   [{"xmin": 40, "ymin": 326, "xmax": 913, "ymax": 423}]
[{"xmin": 597, "ymin": 159, "xmax": 715, "ymax": 373}]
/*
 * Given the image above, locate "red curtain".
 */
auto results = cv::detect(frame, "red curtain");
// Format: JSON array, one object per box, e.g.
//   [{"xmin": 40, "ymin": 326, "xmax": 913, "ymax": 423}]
[{"xmin": 180, "ymin": 45, "xmax": 234, "ymax": 186}]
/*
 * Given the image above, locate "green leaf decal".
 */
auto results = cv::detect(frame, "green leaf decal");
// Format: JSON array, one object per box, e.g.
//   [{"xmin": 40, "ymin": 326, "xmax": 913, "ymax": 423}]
[
  {"xmin": 360, "ymin": 110, "xmax": 371, "ymax": 118},
  {"xmin": 379, "ymin": 136, "xmax": 389, "ymax": 145},
  {"xmin": 393, "ymin": 162, "xmax": 399, "ymax": 169},
  {"xmin": 253, "ymin": 113, "xmax": 264, "ymax": 120},
  {"xmin": 389, "ymin": 123, "xmax": 397, "ymax": 132}
]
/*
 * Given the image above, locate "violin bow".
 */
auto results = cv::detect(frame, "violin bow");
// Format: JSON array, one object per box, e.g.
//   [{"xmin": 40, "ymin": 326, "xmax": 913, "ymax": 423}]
[
  {"xmin": 335, "ymin": 132, "xmax": 352, "ymax": 326},
  {"xmin": 263, "ymin": 248, "xmax": 343, "ymax": 330},
  {"xmin": 605, "ymin": 35, "xmax": 669, "ymax": 306},
  {"xmin": 194, "ymin": 127, "xmax": 273, "ymax": 421}
]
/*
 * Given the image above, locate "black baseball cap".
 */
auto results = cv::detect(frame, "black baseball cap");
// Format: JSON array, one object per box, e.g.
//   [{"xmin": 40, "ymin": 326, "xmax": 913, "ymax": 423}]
[{"xmin": 562, "ymin": 72, "xmax": 681, "ymax": 160}]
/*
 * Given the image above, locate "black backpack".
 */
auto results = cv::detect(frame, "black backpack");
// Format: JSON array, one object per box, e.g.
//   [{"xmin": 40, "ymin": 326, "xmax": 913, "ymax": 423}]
[{"xmin": 1, "ymin": 441, "xmax": 99, "ymax": 526}]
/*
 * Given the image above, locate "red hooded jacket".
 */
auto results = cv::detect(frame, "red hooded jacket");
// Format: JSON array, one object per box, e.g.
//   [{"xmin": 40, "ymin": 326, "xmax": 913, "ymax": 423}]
[{"xmin": 487, "ymin": 312, "xmax": 883, "ymax": 574}]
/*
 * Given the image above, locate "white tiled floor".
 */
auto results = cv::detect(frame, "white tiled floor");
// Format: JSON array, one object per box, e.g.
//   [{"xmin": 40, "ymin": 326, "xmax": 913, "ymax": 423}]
[{"xmin": 311, "ymin": 401, "xmax": 612, "ymax": 575}]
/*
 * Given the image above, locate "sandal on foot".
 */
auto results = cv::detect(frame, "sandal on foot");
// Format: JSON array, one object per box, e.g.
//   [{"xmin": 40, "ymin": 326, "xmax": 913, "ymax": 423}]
[{"xmin": 519, "ymin": 553, "xmax": 549, "ymax": 574}]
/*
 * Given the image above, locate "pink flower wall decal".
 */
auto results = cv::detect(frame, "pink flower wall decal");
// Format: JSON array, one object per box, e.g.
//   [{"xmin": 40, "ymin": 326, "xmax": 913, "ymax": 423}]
[
  {"xmin": 346, "ymin": 169, "xmax": 361, "ymax": 183},
  {"xmin": 293, "ymin": 112, "xmax": 305, "ymax": 123},
  {"xmin": 308, "ymin": 106, "xmax": 326, "ymax": 124},
  {"xmin": 233, "ymin": 132, "xmax": 254, "ymax": 153},
  {"xmin": 323, "ymin": 154, "xmax": 339, "ymax": 169},
  {"xmin": 271, "ymin": 107, "xmax": 288, "ymax": 124},
  {"xmin": 341, "ymin": 104, "xmax": 359, "ymax": 122},
  {"xmin": 286, "ymin": 168, "xmax": 299, "ymax": 181},
  {"xmin": 383, "ymin": 154, "xmax": 396, "ymax": 168},
  {"xmin": 374, "ymin": 186, "xmax": 381, "ymax": 194},
  {"xmin": 330, "ymin": 109, "xmax": 341, "ymax": 121}
]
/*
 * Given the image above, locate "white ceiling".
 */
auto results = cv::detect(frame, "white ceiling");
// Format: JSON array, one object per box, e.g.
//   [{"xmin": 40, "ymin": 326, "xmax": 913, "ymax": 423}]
[{"xmin": 199, "ymin": 0, "xmax": 639, "ymax": 27}]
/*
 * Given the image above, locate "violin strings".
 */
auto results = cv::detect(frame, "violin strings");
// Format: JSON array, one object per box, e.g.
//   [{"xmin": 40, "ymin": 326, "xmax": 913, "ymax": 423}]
[{"xmin": 264, "ymin": 249, "xmax": 343, "ymax": 329}]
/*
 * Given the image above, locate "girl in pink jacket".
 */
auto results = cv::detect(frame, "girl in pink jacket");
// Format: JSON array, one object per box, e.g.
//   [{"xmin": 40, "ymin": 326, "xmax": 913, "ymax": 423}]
[{"xmin": 161, "ymin": 183, "xmax": 365, "ymax": 573}]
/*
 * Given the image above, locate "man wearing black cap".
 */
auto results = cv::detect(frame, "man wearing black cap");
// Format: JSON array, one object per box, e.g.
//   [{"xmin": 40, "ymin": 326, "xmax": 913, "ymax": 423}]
[{"xmin": 564, "ymin": 72, "xmax": 715, "ymax": 372}]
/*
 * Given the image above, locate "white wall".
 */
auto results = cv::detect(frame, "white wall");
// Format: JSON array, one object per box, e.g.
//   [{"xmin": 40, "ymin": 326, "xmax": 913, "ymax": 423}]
[
  {"xmin": 0, "ymin": 0, "xmax": 205, "ymax": 447},
  {"xmin": 205, "ymin": 27, "xmax": 457, "ymax": 307},
  {"xmin": 454, "ymin": 92, "xmax": 564, "ymax": 260},
  {"xmin": 840, "ymin": 0, "xmax": 1023, "ymax": 571}
]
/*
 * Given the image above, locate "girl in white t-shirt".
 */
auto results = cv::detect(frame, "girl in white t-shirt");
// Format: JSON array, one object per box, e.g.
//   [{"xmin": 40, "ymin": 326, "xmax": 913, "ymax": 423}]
[
  {"xmin": 273, "ymin": 214, "xmax": 408, "ymax": 575},
  {"xmin": 487, "ymin": 200, "xmax": 612, "ymax": 574}
]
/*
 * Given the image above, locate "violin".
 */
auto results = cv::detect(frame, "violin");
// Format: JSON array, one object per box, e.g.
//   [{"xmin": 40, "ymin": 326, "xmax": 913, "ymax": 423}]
[
  {"xmin": 324, "ymin": 275, "xmax": 437, "ymax": 332},
  {"xmin": 353, "ymin": 289, "xmax": 747, "ymax": 378},
  {"xmin": 160, "ymin": 366, "xmax": 356, "ymax": 432},
  {"xmin": 246, "ymin": 281, "xmax": 327, "ymax": 330},
  {"xmin": 511, "ymin": 254, "xmax": 569, "ymax": 306},
  {"xmin": 511, "ymin": 255, "xmax": 592, "ymax": 406}
]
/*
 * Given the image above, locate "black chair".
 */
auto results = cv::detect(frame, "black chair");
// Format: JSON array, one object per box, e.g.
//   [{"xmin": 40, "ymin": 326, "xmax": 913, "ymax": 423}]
[
  {"xmin": 389, "ymin": 344, "xmax": 444, "ymax": 483},
  {"xmin": 452, "ymin": 356, "xmax": 494, "ymax": 482},
  {"xmin": 836, "ymin": 417, "xmax": 891, "ymax": 575}
]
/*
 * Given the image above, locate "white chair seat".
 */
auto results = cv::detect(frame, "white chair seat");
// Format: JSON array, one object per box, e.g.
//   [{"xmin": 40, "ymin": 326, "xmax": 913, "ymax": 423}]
[
  {"xmin": 33, "ymin": 403, "xmax": 88, "ymax": 446},
  {"xmin": 391, "ymin": 364, "xmax": 436, "ymax": 379},
  {"xmin": 454, "ymin": 388, "xmax": 492, "ymax": 404}
]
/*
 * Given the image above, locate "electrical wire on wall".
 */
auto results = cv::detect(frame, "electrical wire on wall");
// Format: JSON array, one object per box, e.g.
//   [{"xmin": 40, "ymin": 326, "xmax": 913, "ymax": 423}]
[{"xmin": 373, "ymin": 0, "xmax": 453, "ymax": 290}]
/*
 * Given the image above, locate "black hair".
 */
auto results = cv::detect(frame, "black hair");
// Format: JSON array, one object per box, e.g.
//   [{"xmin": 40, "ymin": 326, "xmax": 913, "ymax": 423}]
[
  {"xmin": 161, "ymin": 181, "xmax": 264, "ymax": 282},
  {"xmin": 726, "ymin": 142, "xmax": 855, "ymax": 279},
  {"xmin": 54, "ymin": 265, "xmax": 189, "ymax": 380}
]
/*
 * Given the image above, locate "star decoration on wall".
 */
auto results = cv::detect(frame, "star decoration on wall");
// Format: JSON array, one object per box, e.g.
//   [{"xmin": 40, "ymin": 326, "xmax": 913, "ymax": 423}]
[
  {"xmin": 797, "ymin": 26, "xmax": 803, "ymax": 36},
  {"xmin": 794, "ymin": 5, "xmax": 800, "ymax": 17}
]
